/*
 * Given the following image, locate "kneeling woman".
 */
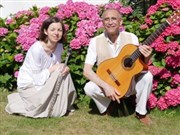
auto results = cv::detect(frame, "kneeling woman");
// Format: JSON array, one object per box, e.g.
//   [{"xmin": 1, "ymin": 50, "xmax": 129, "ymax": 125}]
[{"xmin": 5, "ymin": 16, "xmax": 77, "ymax": 118}]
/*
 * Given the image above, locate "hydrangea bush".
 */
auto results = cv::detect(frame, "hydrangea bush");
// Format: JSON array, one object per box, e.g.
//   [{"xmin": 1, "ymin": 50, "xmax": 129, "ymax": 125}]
[
  {"xmin": 0, "ymin": 0, "xmax": 179, "ymax": 110},
  {"xmin": 138, "ymin": 0, "xmax": 180, "ymax": 110}
]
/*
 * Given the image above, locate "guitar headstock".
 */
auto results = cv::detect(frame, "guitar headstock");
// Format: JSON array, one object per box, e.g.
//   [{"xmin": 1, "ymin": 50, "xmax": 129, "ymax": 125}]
[{"xmin": 166, "ymin": 10, "xmax": 180, "ymax": 25}]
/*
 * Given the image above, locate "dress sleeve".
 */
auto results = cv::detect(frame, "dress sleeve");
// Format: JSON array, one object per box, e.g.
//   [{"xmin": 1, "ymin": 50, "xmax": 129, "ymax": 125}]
[{"xmin": 28, "ymin": 46, "xmax": 50, "ymax": 86}]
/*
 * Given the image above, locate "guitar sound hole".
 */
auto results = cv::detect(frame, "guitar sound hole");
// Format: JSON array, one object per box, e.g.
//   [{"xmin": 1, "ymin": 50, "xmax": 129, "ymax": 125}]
[{"xmin": 124, "ymin": 58, "xmax": 133, "ymax": 68}]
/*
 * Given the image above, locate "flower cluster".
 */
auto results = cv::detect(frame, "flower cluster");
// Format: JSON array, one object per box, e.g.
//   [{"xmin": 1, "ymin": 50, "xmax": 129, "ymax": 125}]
[
  {"xmin": 104, "ymin": 2, "xmax": 133, "ymax": 14},
  {"xmin": 148, "ymin": 87, "xmax": 180, "ymax": 110},
  {"xmin": 15, "ymin": 13, "xmax": 49, "ymax": 51},
  {"xmin": 56, "ymin": 0, "xmax": 102, "ymax": 49},
  {"xmin": 14, "ymin": 0, "xmax": 133, "ymax": 51},
  {"xmin": 0, "ymin": 27, "xmax": 8, "ymax": 37},
  {"xmin": 140, "ymin": 0, "xmax": 180, "ymax": 110},
  {"xmin": 14, "ymin": 53, "xmax": 24, "ymax": 62}
]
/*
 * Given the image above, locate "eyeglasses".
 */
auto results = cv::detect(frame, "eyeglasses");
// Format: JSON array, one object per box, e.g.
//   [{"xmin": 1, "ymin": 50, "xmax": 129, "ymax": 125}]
[{"xmin": 102, "ymin": 17, "xmax": 121, "ymax": 23}]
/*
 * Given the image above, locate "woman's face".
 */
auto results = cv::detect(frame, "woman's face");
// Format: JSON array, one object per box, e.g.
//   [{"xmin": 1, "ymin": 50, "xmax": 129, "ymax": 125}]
[{"xmin": 44, "ymin": 22, "xmax": 63, "ymax": 43}]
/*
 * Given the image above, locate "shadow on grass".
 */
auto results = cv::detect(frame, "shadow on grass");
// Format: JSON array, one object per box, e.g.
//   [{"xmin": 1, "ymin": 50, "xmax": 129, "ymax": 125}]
[{"xmin": 88, "ymin": 95, "xmax": 136, "ymax": 117}]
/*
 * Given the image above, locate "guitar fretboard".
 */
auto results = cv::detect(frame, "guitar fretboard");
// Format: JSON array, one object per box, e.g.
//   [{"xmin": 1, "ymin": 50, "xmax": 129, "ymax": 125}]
[
  {"xmin": 130, "ymin": 21, "xmax": 170, "ymax": 62},
  {"xmin": 143, "ymin": 21, "xmax": 169, "ymax": 45}
]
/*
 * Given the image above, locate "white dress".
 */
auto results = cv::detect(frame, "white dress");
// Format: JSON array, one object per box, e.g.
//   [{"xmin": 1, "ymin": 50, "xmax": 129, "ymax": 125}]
[{"xmin": 5, "ymin": 41, "xmax": 77, "ymax": 118}]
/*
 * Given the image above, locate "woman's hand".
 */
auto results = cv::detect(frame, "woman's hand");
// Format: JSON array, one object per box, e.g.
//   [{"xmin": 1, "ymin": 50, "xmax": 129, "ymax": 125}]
[
  {"xmin": 61, "ymin": 65, "xmax": 70, "ymax": 76},
  {"xmin": 48, "ymin": 63, "xmax": 69, "ymax": 76},
  {"xmin": 48, "ymin": 64, "xmax": 60, "ymax": 73}
]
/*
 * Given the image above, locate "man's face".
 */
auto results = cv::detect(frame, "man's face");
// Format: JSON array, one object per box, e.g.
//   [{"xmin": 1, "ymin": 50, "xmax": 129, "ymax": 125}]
[{"xmin": 102, "ymin": 9, "xmax": 122, "ymax": 35}]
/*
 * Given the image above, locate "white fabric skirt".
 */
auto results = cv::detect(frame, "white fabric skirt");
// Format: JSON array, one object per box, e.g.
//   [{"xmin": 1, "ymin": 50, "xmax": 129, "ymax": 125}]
[{"xmin": 5, "ymin": 70, "xmax": 77, "ymax": 118}]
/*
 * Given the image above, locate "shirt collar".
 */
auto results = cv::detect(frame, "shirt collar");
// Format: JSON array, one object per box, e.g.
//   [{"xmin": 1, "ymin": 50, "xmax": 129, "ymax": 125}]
[{"xmin": 104, "ymin": 31, "xmax": 121, "ymax": 45}]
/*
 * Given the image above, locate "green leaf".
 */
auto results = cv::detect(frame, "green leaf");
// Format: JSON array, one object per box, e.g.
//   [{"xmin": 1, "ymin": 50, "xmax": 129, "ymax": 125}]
[
  {"xmin": 0, "ymin": 73, "xmax": 11, "ymax": 83},
  {"xmin": 161, "ymin": 59, "xmax": 166, "ymax": 67},
  {"xmin": 165, "ymin": 86, "xmax": 171, "ymax": 90}
]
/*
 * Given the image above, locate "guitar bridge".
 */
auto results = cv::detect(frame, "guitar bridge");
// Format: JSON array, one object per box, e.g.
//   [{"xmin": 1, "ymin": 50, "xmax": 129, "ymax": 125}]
[{"xmin": 107, "ymin": 69, "xmax": 120, "ymax": 86}]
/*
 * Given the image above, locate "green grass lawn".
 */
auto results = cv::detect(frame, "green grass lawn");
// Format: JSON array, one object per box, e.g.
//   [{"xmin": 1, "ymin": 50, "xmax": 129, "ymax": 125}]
[{"xmin": 0, "ymin": 91, "xmax": 180, "ymax": 135}]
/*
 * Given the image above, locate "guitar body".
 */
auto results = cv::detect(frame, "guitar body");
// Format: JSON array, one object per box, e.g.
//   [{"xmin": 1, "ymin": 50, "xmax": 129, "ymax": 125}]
[{"xmin": 97, "ymin": 44, "xmax": 146, "ymax": 99}]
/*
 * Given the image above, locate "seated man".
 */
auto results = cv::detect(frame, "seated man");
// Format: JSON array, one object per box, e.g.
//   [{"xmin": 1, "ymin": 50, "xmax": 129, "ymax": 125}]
[{"xmin": 83, "ymin": 8, "xmax": 153, "ymax": 125}]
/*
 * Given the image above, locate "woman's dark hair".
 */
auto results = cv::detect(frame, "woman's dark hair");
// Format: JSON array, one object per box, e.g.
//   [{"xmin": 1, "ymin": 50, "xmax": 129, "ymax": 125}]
[{"xmin": 38, "ymin": 16, "xmax": 66, "ymax": 43}]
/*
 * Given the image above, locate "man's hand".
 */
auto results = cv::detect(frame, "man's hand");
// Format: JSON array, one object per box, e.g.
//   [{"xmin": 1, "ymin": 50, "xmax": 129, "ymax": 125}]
[
  {"xmin": 139, "ymin": 45, "xmax": 152, "ymax": 58},
  {"xmin": 103, "ymin": 84, "xmax": 121, "ymax": 103}
]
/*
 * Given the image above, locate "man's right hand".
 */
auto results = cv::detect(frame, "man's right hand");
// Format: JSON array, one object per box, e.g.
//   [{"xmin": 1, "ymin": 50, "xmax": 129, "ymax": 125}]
[{"xmin": 103, "ymin": 84, "xmax": 121, "ymax": 104}]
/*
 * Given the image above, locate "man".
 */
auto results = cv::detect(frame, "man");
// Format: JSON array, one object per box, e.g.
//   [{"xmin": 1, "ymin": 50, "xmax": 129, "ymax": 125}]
[{"xmin": 83, "ymin": 8, "xmax": 153, "ymax": 125}]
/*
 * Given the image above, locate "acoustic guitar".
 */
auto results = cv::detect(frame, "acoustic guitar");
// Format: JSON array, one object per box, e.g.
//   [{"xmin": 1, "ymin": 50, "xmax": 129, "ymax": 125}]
[{"xmin": 97, "ymin": 10, "xmax": 180, "ymax": 99}]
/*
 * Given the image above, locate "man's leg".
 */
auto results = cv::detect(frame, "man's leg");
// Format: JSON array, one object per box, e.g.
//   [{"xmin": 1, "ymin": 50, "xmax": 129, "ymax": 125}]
[
  {"xmin": 135, "ymin": 71, "xmax": 153, "ymax": 125},
  {"xmin": 84, "ymin": 81, "xmax": 111, "ymax": 114}
]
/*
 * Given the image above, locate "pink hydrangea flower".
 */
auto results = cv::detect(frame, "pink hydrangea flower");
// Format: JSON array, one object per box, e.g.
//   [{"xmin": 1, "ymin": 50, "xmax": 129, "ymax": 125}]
[
  {"xmin": 164, "ymin": 88, "xmax": 180, "ymax": 107},
  {"xmin": 145, "ymin": 18, "xmax": 153, "ymax": 25},
  {"xmin": 165, "ymin": 56, "xmax": 180, "ymax": 68},
  {"xmin": 171, "ymin": 74, "xmax": 180, "ymax": 85},
  {"xmin": 149, "ymin": 66, "xmax": 163, "ymax": 76},
  {"xmin": 70, "ymin": 38, "xmax": 81, "ymax": 49},
  {"xmin": 39, "ymin": 6, "xmax": 50, "ymax": 15},
  {"xmin": 0, "ymin": 28, "xmax": 8, "ymax": 36},
  {"xmin": 152, "ymin": 79, "xmax": 158, "ymax": 91},
  {"xmin": 159, "ymin": 68, "xmax": 171, "ymax": 79},
  {"xmin": 15, "ymin": 10, "xmax": 33, "ymax": 18},
  {"xmin": 167, "ymin": 41, "xmax": 179, "ymax": 50},
  {"xmin": 105, "ymin": 2, "xmax": 133, "ymax": 14},
  {"xmin": 16, "ymin": 21, "xmax": 41, "ymax": 51},
  {"xmin": 140, "ymin": 24, "xmax": 149, "ymax": 30},
  {"xmin": 64, "ymin": 24, "xmax": 69, "ymax": 31},
  {"xmin": 105, "ymin": 2, "xmax": 123, "ymax": 10},
  {"xmin": 156, "ymin": 97, "xmax": 168, "ymax": 110},
  {"xmin": 152, "ymin": 42, "xmax": 167, "ymax": 52},
  {"xmin": 148, "ymin": 93, "xmax": 158, "ymax": 109},
  {"xmin": 6, "ymin": 18, "xmax": 14, "ymax": 25},
  {"xmin": 14, "ymin": 71, "xmax": 19, "ymax": 78},
  {"xmin": 119, "ymin": 7, "xmax": 133, "ymax": 14},
  {"xmin": 14, "ymin": 53, "xmax": 24, "ymax": 62}
]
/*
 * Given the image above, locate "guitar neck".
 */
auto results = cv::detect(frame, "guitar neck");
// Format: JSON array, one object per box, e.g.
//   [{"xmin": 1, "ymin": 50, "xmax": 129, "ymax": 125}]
[
  {"xmin": 131, "ymin": 21, "xmax": 170, "ymax": 60},
  {"xmin": 142, "ymin": 21, "xmax": 169, "ymax": 45}
]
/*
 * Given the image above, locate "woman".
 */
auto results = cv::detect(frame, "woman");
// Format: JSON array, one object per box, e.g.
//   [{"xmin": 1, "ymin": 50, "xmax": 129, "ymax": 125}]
[{"xmin": 5, "ymin": 16, "xmax": 77, "ymax": 118}]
